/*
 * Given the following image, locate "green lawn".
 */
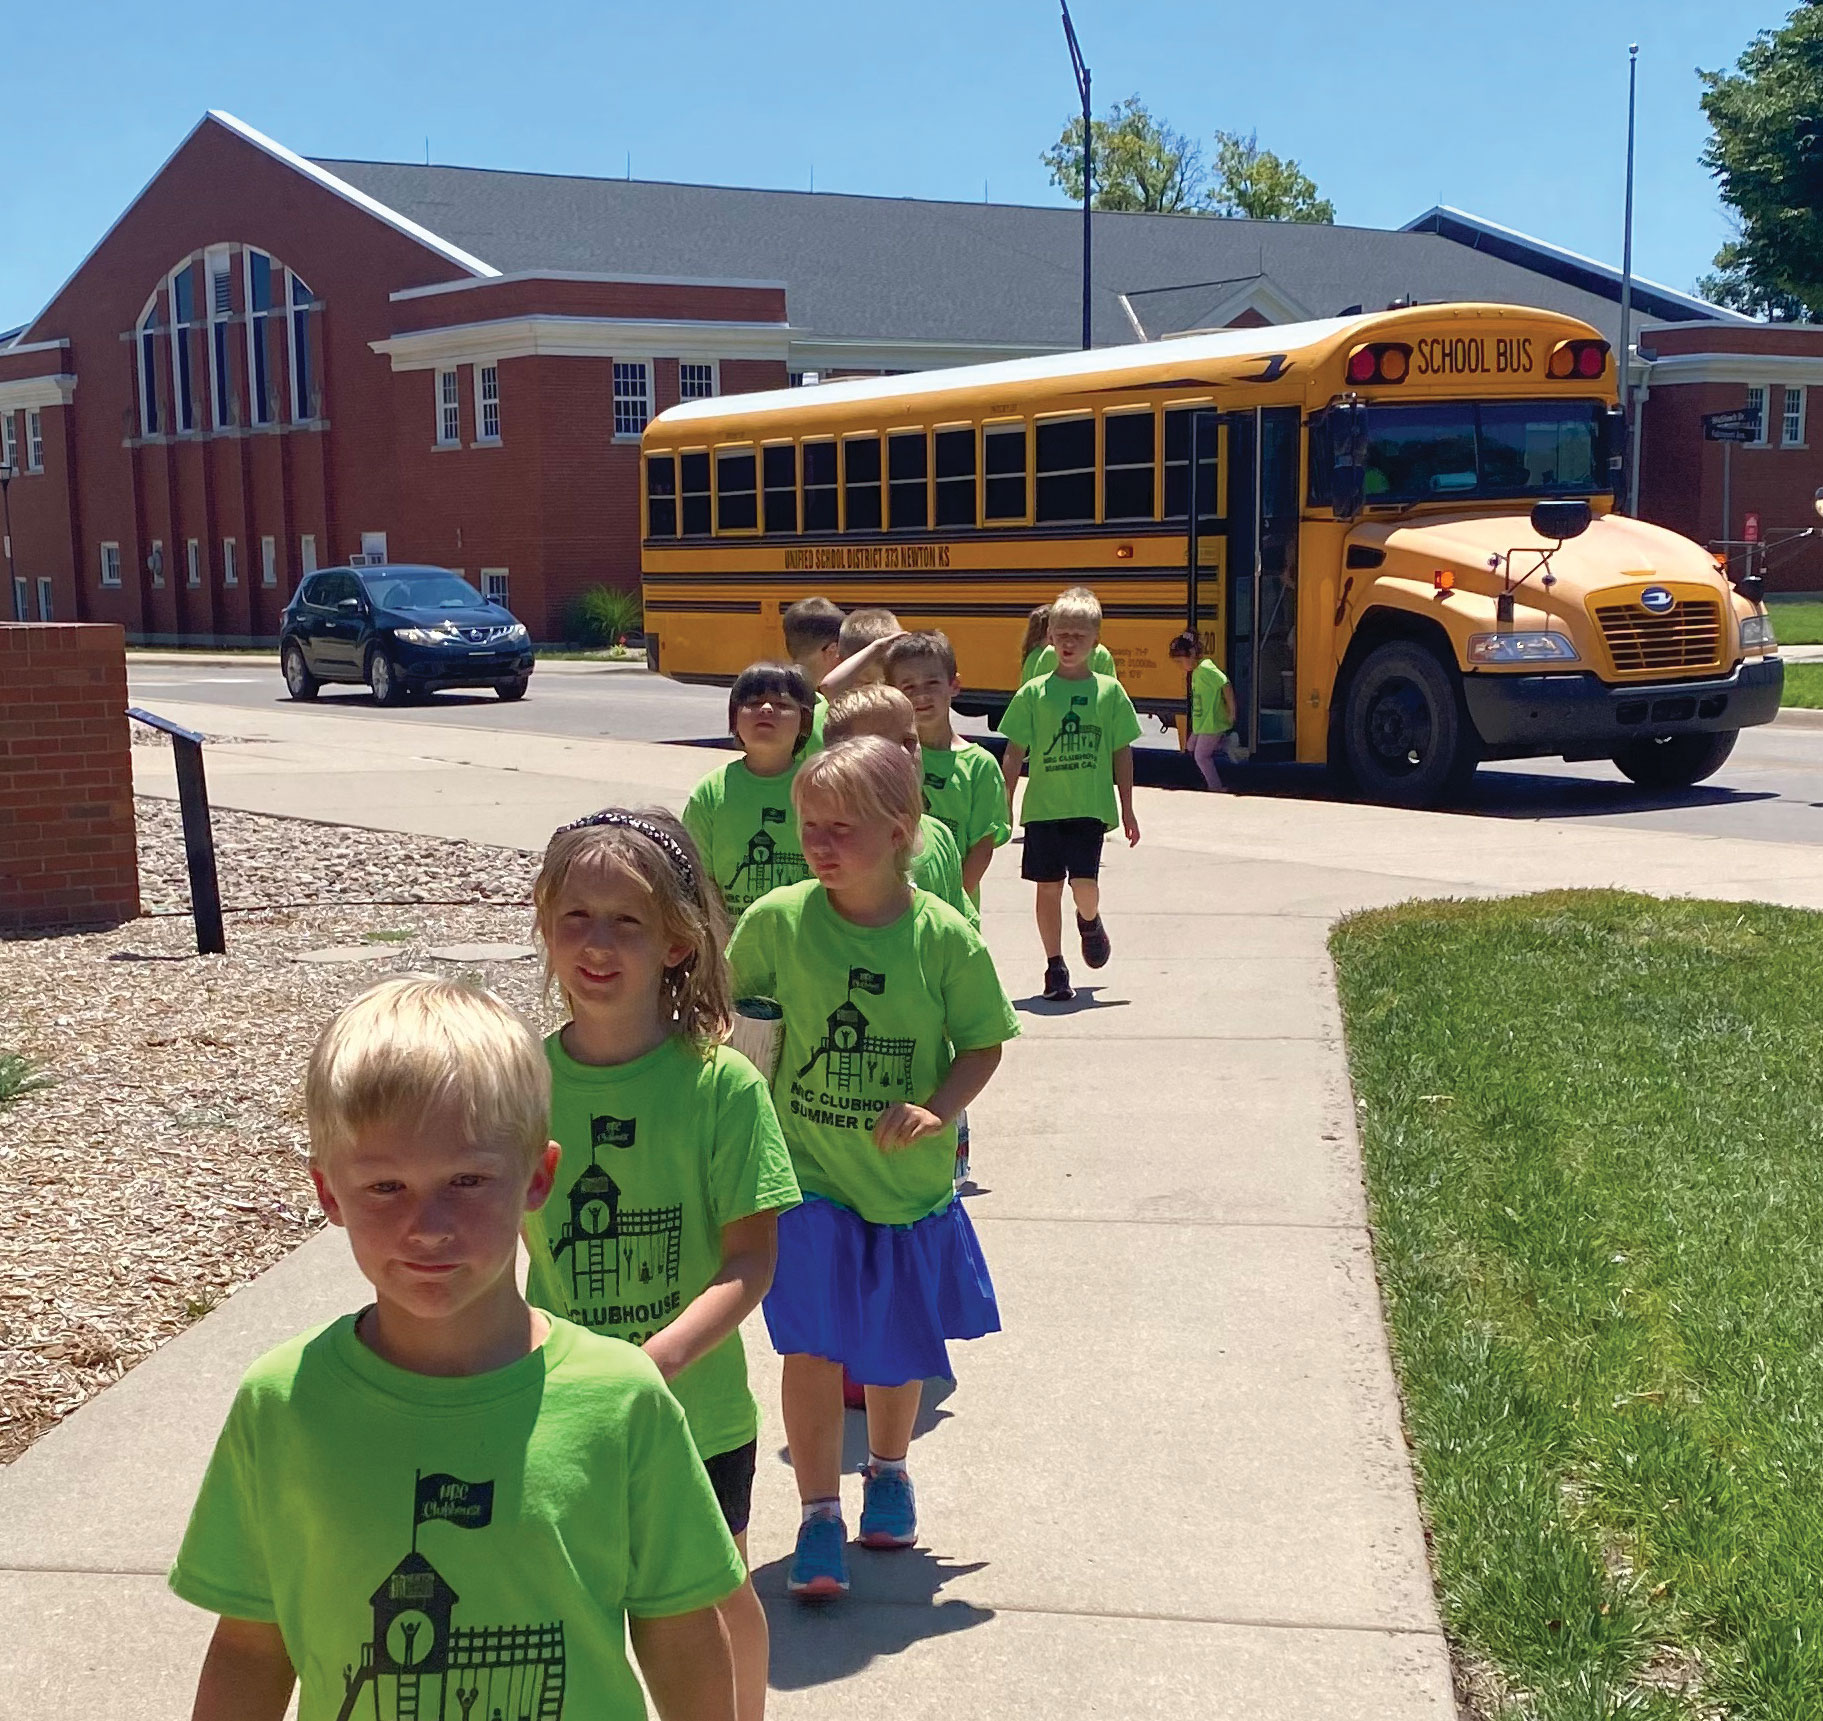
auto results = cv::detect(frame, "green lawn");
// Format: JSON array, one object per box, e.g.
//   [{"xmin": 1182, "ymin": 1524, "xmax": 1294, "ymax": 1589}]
[
  {"xmin": 1331, "ymin": 893, "xmax": 1823, "ymax": 1720},
  {"xmin": 1781, "ymin": 662, "xmax": 1823, "ymax": 709},
  {"xmin": 1766, "ymin": 599, "xmax": 1823, "ymax": 646}
]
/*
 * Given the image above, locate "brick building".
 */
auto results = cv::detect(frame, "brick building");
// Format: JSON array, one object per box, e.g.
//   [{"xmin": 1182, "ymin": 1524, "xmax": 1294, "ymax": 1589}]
[
  {"xmin": 0, "ymin": 111, "xmax": 1759, "ymax": 643},
  {"xmin": 1634, "ymin": 324, "xmax": 1823, "ymax": 590}
]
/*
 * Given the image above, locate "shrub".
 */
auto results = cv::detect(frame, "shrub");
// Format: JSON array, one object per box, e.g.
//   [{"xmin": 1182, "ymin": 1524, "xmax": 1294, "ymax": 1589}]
[
  {"xmin": 564, "ymin": 585, "xmax": 644, "ymax": 648},
  {"xmin": 0, "ymin": 1053, "xmax": 52, "ymax": 1107}
]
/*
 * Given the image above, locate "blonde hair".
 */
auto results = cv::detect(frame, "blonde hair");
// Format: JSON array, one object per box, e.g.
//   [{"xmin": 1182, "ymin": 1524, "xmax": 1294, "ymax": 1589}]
[
  {"xmin": 1049, "ymin": 586, "xmax": 1103, "ymax": 633},
  {"xmin": 837, "ymin": 607, "xmax": 901, "ymax": 657},
  {"xmin": 305, "ymin": 978, "xmax": 550, "ymax": 1168},
  {"xmin": 824, "ymin": 684, "xmax": 918, "ymax": 751},
  {"xmin": 792, "ymin": 736, "xmax": 924, "ymax": 875},
  {"xmin": 533, "ymin": 808, "xmax": 733, "ymax": 1051}
]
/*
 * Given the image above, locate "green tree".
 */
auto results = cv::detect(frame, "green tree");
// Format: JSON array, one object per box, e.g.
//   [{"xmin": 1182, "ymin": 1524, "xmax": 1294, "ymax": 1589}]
[
  {"xmin": 1204, "ymin": 130, "xmax": 1335, "ymax": 223},
  {"xmin": 1699, "ymin": 6, "xmax": 1823, "ymax": 320},
  {"xmin": 1697, "ymin": 241, "xmax": 1810, "ymax": 320},
  {"xmin": 1043, "ymin": 95, "xmax": 1204, "ymax": 213}
]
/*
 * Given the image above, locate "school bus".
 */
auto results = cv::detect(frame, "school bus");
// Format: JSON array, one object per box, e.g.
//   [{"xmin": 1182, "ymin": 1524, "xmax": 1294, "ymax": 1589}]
[{"xmin": 639, "ymin": 304, "xmax": 1781, "ymax": 804}]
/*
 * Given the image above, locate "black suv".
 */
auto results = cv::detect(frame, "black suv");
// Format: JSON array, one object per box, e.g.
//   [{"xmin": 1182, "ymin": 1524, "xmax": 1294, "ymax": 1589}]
[{"xmin": 280, "ymin": 565, "xmax": 535, "ymax": 704}]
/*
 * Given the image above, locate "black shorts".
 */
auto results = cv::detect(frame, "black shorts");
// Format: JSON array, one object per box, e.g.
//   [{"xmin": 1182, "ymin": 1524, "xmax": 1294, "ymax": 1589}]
[
  {"xmin": 1020, "ymin": 817, "xmax": 1105, "ymax": 883},
  {"xmin": 701, "ymin": 1438, "xmax": 758, "ymax": 1536}
]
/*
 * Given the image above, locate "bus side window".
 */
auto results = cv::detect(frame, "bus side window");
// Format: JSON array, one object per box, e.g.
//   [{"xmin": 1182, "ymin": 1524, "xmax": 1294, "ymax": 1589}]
[
  {"xmin": 984, "ymin": 424, "xmax": 1027, "ymax": 522},
  {"xmin": 888, "ymin": 431, "xmax": 928, "ymax": 531},
  {"xmin": 680, "ymin": 452, "xmax": 711, "ymax": 536},
  {"xmin": 1102, "ymin": 411, "xmax": 1156, "ymax": 520},
  {"xmin": 646, "ymin": 454, "xmax": 678, "ymax": 537},
  {"xmin": 716, "ymin": 447, "xmax": 758, "ymax": 532},
  {"xmin": 804, "ymin": 441, "xmax": 838, "ymax": 531},
  {"xmin": 763, "ymin": 444, "xmax": 798, "ymax": 533},
  {"xmin": 1035, "ymin": 415, "xmax": 1096, "ymax": 523},
  {"xmin": 844, "ymin": 435, "xmax": 883, "ymax": 531},
  {"xmin": 934, "ymin": 427, "xmax": 976, "ymax": 527},
  {"xmin": 1164, "ymin": 408, "xmax": 1218, "ymax": 521}
]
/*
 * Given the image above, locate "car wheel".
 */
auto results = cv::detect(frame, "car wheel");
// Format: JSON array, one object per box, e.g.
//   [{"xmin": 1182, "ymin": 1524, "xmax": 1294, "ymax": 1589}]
[
  {"xmin": 1340, "ymin": 640, "xmax": 1479, "ymax": 807},
  {"xmin": 495, "ymin": 675, "xmax": 530, "ymax": 702},
  {"xmin": 1612, "ymin": 730, "xmax": 1737, "ymax": 790},
  {"xmin": 281, "ymin": 642, "xmax": 319, "ymax": 702},
  {"xmin": 367, "ymin": 647, "xmax": 406, "ymax": 707}
]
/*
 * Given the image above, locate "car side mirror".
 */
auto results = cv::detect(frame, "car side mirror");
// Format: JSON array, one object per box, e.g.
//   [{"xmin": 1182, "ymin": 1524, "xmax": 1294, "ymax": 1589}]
[
  {"xmin": 1530, "ymin": 499, "xmax": 1591, "ymax": 542},
  {"xmin": 337, "ymin": 596, "xmax": 363, "ymax": 612}
]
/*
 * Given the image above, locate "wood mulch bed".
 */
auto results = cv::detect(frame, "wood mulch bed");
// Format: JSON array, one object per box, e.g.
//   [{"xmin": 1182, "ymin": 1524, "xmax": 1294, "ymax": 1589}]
[{"xmin": 0, "ymin": 795, "xmax": 555, "ymax": 1464}]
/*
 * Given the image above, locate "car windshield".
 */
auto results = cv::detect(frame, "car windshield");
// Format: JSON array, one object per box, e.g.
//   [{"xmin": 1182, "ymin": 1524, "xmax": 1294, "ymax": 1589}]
[
  {"xmin": 363, "ymin": 571, "xmax": 486, "ymax": 611},
  {"xmin": 1362, "ymin": 401, "xmax": 1609, "ymax": 505}
]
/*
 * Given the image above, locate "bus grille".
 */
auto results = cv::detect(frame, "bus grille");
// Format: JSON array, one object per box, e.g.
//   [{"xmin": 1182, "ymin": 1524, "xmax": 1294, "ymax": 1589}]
[{"xmin": 1595, "ymin": 601, "xmax": 1721, "ymax": 674}]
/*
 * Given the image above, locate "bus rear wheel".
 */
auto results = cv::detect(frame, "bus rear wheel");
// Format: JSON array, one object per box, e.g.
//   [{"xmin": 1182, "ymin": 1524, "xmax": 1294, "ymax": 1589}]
[
  {"xmin": 1340, "ymin": 640, "xmax": 1479, "ymax": 808},
  {"xmin": 1612, "ymin": 730, "xmax": 1737, "ymax": 790}
]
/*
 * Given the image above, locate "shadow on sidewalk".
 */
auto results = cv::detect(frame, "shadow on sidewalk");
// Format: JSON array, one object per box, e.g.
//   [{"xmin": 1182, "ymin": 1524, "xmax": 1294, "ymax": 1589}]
[
  {"xmin": 756, "ymin": 1549, "xmax": 994, "ymax": 1688},
  {"xmin": 1010, "ymin": 986, "xmax": 1130, "ymax": 1016}
]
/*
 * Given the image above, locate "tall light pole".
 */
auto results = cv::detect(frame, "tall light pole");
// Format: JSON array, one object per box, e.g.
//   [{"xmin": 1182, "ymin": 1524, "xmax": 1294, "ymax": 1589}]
[
  {"xmin": 1062, "ymin": 1, "xmax": 1092, "ymax": 350},
  {"xmin": 1617, "ymin": 42, "xmax": 1639, "ymax": 513}
]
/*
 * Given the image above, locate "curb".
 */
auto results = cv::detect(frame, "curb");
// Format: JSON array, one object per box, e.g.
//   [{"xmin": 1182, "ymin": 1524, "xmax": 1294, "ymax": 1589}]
[
  {"xmin": 1774, "ymin": 706, "xmax": 1823, "ymax": 729},
  {"xmin": 126, "ymin": 653, "xmax": 649, "ymax": 675}
]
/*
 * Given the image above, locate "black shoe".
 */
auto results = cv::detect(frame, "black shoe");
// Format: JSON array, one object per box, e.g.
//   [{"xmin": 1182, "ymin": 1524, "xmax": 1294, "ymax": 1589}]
[
  {"xmin": 1042, "ymin": 957, "xmax": 1074, "ymax": 1001},
  {"xmin": 1078, "ymin": 914, "xmax": 1111, "ymax": 969}
]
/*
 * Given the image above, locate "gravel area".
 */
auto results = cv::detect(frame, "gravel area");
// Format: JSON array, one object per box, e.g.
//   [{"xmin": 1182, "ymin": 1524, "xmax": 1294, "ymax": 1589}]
[{"xmin": 0, "ymin": 797, "xmax": 556, "ymax": 1465}]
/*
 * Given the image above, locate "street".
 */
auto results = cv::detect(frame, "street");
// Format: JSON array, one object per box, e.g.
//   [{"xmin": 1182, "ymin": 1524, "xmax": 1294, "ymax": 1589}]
[{"xmin": 128, "ymin": 656, "xmax": 1823, "ymax": 848}]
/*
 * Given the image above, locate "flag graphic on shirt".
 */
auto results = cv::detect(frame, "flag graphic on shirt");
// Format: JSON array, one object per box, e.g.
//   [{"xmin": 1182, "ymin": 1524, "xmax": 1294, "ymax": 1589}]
[
  {"xmin": 848, "ymin": 967, "xmax": 887, "ymax": 995},
  {"xmin": 414, "ymin": 1473, "xmax": 494, "ymax": 1532}
]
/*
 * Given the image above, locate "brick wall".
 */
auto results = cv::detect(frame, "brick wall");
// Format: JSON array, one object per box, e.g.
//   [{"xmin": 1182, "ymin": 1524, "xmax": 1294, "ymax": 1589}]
[{"xmin": 0, "ymin": 624, "xmax": 140, "ymax": 932}]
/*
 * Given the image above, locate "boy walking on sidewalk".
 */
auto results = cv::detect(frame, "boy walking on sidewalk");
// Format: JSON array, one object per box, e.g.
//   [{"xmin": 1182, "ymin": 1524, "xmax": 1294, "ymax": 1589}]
[{"xmin": 1000, "ymin": 587, "xmax": 1141, "ymax": 1002}]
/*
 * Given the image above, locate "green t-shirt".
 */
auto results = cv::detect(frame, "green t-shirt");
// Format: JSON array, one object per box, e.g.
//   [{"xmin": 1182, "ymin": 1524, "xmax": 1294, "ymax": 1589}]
[
  {"xmin": 169, "ymin": 1315, "xmax": 744, "ymax": 1721},
  {"xmin": 805, "ymin": 692, "xmax": 829, "ymax": 755},
  {"xmin": 1021, "ymin": 642, "xmax": 1117, "ymax": 683},
  {"xmin": 915, "ymin": 813, "xmax": 978, "ymax": 928},
  {"xmin": 682, "ymin": 755, "xmax": 810, "ymax": 919},
  {"xmin": 1001, "ymin": 671, "xmax": 1143, "ymax": 829},
  {"xmin": 726, "ymin": 881, "xmax": 1020, "ymax": 1224},
  {"xmin": 920, "ymin": 741, "xmax": 1010, "ymax": 897},
  {"xmin": 526, "ymin": 1034, "xmax": 800, "ymax": 1460},
  {"xmin": 1190, "ymin": 658, "xmax": 1232, "ymax": 736}
]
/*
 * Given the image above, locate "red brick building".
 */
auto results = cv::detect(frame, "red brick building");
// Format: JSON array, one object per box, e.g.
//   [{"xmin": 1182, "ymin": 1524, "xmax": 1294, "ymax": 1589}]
[
  {"xmin": 4, "ymin": 112, "xmax": 1764, "ymax": 641},
  {"xmin": 1634, "ymin": 324, "xmax": 1823, "ymax": 591},
  {"xmin": 0, "ymin": 113, "xmax": 789, "ymax": 642}
]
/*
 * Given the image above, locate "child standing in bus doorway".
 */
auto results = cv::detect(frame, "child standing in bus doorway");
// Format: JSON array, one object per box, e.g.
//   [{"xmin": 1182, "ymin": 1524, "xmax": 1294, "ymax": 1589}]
[
  {"xmin": 782, "ymin": 597, "xmax": 845, "ymax": 752},
  {"xmin": 1000, "ymin": 587, "xmax": 1141, "ymax": 1003},
  {"xmin": 1169, "ymin": 631, "xmax": 1236, "ymax": 793}
]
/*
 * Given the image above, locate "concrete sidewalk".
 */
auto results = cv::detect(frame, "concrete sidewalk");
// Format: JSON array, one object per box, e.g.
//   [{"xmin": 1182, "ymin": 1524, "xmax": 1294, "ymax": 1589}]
[{"xmin": 10, "ymin": 705, "xmax": 1823, "ymax": 1717}]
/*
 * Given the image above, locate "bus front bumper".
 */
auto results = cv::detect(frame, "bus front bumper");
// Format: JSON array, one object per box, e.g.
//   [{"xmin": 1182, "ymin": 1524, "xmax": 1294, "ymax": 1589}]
[{"xmin": 1462, "ymin": 657, "xmax": 1784, "ymax": 756}]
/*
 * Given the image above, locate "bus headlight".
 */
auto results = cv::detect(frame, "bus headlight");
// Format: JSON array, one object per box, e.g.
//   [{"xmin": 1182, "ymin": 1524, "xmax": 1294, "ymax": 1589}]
[
  {"xmin": 1467, "ymin": 631, "xmax": 1580, "ymax": 664},
  {"xmin": 1739, "ymin": 614, "xmax": 1777, "ymax": 650}
]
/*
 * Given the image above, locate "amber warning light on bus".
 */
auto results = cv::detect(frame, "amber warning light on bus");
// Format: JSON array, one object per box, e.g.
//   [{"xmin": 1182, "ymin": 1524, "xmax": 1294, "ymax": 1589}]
[
  {"xmin": 1345, "ymin": 343, "xmax": 1411, "ymax": 385},
  {"xmin": 1547, "ymin": 339, "xmax": 1610, "ymax": 380}
]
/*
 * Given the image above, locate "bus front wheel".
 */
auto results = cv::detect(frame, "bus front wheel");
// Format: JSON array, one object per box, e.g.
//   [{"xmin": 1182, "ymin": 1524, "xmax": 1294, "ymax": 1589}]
[
  {"xmin": 1340, "ymin": 641, "xmax": 1479, "ymax": 808},
  {"xmin": 1612, "ymin": 730, "xmax": 1737, "ymax": 790}
]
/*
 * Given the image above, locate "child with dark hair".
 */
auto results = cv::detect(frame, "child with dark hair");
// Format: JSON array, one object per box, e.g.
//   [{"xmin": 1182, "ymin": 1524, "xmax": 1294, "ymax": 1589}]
[
  {"xmin": 683, "ymin": 663, "xmax": 817, "ymax": 920},
  {"xmin": 781, "ymin": 597, "xmax": 845, "ymax": 750}
]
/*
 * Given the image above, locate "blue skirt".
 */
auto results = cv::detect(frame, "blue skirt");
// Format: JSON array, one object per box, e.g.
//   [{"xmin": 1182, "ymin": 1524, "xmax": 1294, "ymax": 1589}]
[{"xmin": 764, "ymin": 1194, "xmax": 1000, "ymax": 1386}]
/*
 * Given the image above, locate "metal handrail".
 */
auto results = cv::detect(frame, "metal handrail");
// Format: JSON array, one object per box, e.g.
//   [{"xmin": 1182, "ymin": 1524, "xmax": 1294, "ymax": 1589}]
[{"xmin": 126, "ymin": 707, "xmax": 225, "ymax": 955}]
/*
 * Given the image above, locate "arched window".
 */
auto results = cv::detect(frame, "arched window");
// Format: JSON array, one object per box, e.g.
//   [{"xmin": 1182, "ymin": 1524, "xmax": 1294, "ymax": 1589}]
[
  {"xmin": 289, "ymin": 271, "xmax": 316, "ymax": 422},
  {"xmin": 245, "ymin": 250, "xmax": 276, "ymax": 426},
  {"xmin": 136, "ymin": 294, "xmax": 162, "ymax": 436},
  {"xmin": 169, "ymin": 262, "xmax": 197, "ymax": 433}
]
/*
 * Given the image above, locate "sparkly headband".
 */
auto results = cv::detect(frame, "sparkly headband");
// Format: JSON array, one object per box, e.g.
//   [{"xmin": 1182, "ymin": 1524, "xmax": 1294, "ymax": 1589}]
[{"xmin": 555, "ymin": 810, "xmax": 698, "ymax": 891}]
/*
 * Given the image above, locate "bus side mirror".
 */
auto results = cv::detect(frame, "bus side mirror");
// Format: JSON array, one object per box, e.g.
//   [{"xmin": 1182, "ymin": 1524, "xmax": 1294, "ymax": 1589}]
[
  {"xmin": 1531, "ymin": 499, "xmax": 1591, "ymax": 541},
  {"xmin": 1327, "ymin": 401, "xmax": 1368, "ymax": 522},
  {"xmin": 1602, "ymin": 405, "xmax": 1627, "ymax": 474}
]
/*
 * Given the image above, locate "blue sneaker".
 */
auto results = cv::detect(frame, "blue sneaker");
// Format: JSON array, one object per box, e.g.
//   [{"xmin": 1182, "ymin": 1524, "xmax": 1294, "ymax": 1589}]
[
  {"xmin": 788, "ymin": 1512, "xmax": 850, "ymax": 1598},
  {"xmin": 859, "ymin": 1465, "xmax": 918, "ymax": 1549}
]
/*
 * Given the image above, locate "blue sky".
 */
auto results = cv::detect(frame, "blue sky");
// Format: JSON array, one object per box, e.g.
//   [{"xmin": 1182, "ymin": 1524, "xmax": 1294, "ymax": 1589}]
[{"xmin": 1, "ymin": 0, "xmax": 1788, "ymax": 330}]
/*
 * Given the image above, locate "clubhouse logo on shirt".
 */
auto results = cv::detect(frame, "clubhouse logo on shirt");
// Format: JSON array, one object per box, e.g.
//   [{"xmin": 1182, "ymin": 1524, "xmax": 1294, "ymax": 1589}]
[
  {"xmin": 922, "ymin": 770, "xmax": 948, "ymax": 794},
  {"xmin": 1041, "ymin": 703, "xmax": 1102, "ymax": 773},
  {"xmin": 787, "ymin": 967, "xmax": 917, "ymax": 1134},
  {"xmin": 723, "ymin": 805, "xmax": 808, "ymax": 905},
  {"xmin": 551, "ymin": 1128, "xmax": 685, "ymax": 1341},
  {"xmin": 339, "ymin": 1468, "xmax": 566, "ymax": 1718}
]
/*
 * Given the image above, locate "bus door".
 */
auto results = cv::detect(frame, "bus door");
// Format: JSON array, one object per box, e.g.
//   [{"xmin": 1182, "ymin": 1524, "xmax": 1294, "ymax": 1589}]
[{"xmin": 1224, "ymin": 405, "xmax": 1301, "ymax": 760}]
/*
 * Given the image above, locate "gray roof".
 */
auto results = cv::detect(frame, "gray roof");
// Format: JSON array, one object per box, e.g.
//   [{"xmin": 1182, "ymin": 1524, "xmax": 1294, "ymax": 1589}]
[{"xmin": 316, "ymin": 159, "xmax": 1716, "ymax": 352}]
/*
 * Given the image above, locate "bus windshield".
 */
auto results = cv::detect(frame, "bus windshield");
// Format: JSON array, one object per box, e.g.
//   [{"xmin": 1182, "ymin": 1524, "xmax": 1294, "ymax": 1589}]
[{"xmin": 1362, "ymin": 401, "xmax": 1609, "ymax": 505}]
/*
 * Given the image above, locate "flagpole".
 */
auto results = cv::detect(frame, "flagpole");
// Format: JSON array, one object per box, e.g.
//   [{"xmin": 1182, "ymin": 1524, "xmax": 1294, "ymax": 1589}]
[
  {"xmin": 413, "ymin": 1467, "xmax": 421, "ymax": 1553},
  {"xmin": 1617, "ymin": 42, "xmax": 1638, "ymax": 513}
]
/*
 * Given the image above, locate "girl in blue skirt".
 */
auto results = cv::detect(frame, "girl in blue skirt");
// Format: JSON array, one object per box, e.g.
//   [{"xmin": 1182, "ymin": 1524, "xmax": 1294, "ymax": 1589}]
[{"xmin": 726, "ymin": 734, "xmax": 1018, "ymax": 1598}]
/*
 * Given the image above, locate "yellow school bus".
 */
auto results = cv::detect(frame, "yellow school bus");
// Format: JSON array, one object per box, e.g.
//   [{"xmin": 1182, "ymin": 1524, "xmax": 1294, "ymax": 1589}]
[{"xmin": 640, "ymin": 304, "xmax": 1780, "ymax": 804}]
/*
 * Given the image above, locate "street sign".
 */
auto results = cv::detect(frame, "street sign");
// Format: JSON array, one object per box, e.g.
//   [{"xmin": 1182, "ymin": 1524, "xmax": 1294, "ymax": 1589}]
[
  {"xmin": 1745, "ymin": 513, "xmax": 1760, "ymax": 544},
  {"xmin": 1703, "ymin": 409, "xmax": 1761, "ymax": 442}
]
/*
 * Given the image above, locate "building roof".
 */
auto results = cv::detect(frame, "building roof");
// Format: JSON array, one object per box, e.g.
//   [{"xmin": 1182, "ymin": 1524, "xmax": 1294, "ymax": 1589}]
[{"xmin": 313, "ymin": 156, "xmax": 1733, "ymax": 356}]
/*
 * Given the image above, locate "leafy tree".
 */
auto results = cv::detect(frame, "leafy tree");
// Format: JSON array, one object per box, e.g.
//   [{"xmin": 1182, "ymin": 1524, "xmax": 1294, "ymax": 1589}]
[
  {"xmin": 1699, "ymin": 6, "xmax": 1823, "ymax": 319},
  {"xmin": 1043, "ymin": 95, "xmax": 1203, "ymax": 213},
  {"xmin": 1204, "ymin": 130, "xmax": 1335, "ymax": 224},
  {"xmin": 1697, "ymin": 241, "xmax": 1810, "ymax": 321}
]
